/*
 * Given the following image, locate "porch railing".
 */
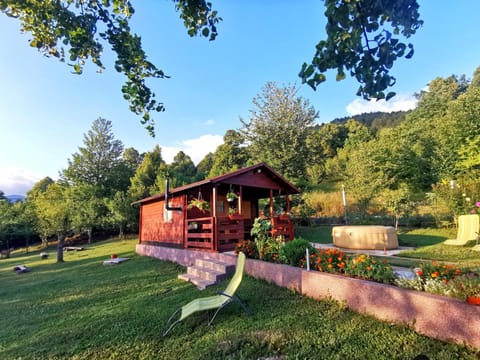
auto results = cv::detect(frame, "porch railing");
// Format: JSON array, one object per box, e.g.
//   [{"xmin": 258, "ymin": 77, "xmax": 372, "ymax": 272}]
[
  {"xmin": 185, "ymin": 217, "xmax": 214, "ymax": 250},
  {"xmin": 185, "ymin": 215, "xmax": 293, "ymax": 251},
  {"xmin": 216, "ymin": 216, "xmax": 245, "ymax": 252},
  {"xmin": 271, "ymin": 215, "xmax": 294, "ymax": 241},
  {"xmin": 185, "ymin": 216, "xmax": 246, "ymax": 252}
]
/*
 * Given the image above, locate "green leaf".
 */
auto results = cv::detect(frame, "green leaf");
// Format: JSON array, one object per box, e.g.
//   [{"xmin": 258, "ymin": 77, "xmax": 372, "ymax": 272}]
[{"xmin": 385, "ymin": 92, "xmax": 396, "ymax": 101}]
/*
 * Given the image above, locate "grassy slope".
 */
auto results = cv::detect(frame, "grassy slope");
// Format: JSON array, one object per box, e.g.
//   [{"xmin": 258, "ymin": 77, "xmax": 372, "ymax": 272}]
[{"xmin": 1, "ymin": 238, "xmax": 479, "ymax": 359}]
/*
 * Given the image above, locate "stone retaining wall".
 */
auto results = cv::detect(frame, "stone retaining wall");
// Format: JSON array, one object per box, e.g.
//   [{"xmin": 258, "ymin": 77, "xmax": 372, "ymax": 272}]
[{"xmin": 136, "ymin": 244, "xmax": 480, "ymax": 349}]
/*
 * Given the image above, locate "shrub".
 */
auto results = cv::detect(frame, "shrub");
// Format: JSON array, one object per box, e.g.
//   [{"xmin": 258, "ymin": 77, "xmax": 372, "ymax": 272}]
[
  {"xmin": 280, "ymin": 238, "xmax": 317, "ymax": 267},
  {"xmin": 310, "ymin": 248, "xmax": 348, "ymax": 273},
  {"xmin": 235, "ymin": 240, "xmax": 258, "ymax": 259},
  {"xmin": 263, "ymin": 235, "xmax": 286, "ymax": 263},
  {"xmin": 250, "ymin": 217, "xmax": 272, "ymax": 260},
  {"xmin": 344, "ymin": 254, "xmax": 394, "ymax": 284}
]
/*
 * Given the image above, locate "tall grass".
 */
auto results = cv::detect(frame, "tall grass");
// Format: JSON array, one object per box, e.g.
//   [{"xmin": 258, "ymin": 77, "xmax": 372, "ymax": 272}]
[{"xmin": 0, "ymin": 238, "xmax": 478, "ymax": 359}]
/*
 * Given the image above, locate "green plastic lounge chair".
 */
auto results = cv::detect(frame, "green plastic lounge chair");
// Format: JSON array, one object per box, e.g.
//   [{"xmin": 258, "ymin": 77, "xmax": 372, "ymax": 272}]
[
  {"xmin": 444, "ymin": 214, "xmax": 479, "ymax": 245},
  {"xmin": 162, "ymin": 252, "xmax": 252, "ymax": 336}
]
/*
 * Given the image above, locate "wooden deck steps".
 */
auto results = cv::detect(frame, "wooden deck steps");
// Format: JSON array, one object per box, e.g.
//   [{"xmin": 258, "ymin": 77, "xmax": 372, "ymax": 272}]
[{"xmin": 178, "ymin": 258, "xmax": 235, "ymax": 290}]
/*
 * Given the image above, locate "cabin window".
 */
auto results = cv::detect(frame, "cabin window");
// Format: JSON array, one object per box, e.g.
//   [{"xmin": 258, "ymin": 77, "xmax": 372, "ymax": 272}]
[{"xmin": 216, "ymin": 201, "xmax": 225, "ymax": 215}]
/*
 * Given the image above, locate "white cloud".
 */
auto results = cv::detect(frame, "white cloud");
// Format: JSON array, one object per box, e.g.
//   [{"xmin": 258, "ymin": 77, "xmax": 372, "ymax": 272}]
[
  {"xmin": 0, "ymin": 167, "xmax": 42, "ymax": 195},
  {"xmin": 346, "ymin": 94, "xmax": 417, "ymax": 116},
  {"xmin": 161, "ymin": 134, "xmax": 224, "ymax": 165},
  {"xmin": 203, "ymin": 119, "xmax": 215, "ymax": 126}
]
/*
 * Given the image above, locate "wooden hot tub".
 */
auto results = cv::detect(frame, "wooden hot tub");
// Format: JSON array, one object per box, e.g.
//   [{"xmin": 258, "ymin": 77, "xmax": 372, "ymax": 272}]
[{"xmin": 332, "ymin": 225, "xmax": 398, "ymax": 250}]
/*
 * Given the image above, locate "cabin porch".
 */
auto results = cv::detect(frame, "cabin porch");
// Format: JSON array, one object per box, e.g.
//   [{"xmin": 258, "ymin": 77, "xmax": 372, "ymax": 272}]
[{"xmin": 185, "ymin": 214, "xmax": 294, "ymax": 252}]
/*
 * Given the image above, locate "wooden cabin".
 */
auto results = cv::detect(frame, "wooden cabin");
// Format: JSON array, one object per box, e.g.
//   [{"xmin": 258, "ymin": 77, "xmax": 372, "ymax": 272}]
[{"xmin": 133, "ymin": 163, "xmax": 300, "ymax": 252}]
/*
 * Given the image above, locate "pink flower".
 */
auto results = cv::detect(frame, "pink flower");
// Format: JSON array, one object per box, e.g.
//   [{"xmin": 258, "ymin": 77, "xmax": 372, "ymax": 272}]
[{"xmin": 476, "ymin": 201, "xmax": 480, "ymax": 207}]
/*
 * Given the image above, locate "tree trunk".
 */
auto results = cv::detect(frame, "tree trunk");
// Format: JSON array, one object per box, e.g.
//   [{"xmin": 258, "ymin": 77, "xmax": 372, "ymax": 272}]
[
  {"xmin": 118, "ymin": 224, "xmax": 124, "ymax": 239},
  {"xmin": 87, "ymin": 228, "xmax": 92, "ymax": 244},
  {"xmin": 57, "ymin": 234, "xmax": 65, "ymax": 263},
  {"xmin": 42, "ymin": 236, "xmax": 49, "ymax": 248}
]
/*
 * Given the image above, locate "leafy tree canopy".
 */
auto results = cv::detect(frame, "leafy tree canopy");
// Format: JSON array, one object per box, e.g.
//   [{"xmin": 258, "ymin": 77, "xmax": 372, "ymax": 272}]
[
  {"xmin": 128, "ymin": 145, "xmax": 166, "ymax": 200},
  {"xmin": 61, "ymin": 117, "xmax": 126, "ymax": 195},
  {"xmin": 195, "ymin": 152, "xmax": 214, "ymax": 180},
  {"xmin": 241, "ymin": 82, "xmax": 318, "ymax": 184},
  {"xmin": 167, "ymin": 151, "xmax": 197, "ymax": 187},
  {"xmin": 1, "ymin": 0, "xmax": 422, "ymax": 134},
  {"xmin": 0, "ymin": 0, "xmax": 220, "ymax": 135},
  {"xmin": 299, "ymin": 0, "xmax": 422, "ymax": 101},
  {"xmin": 208, "ymin": 130, "xmax": 249, "ymax": 178}
]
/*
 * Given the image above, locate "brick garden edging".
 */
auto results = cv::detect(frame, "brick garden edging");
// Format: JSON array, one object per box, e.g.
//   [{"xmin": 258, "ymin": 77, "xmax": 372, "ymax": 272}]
[{"xmin": 136, "ymin": 244, "xmax": 480, "ymax": 349}]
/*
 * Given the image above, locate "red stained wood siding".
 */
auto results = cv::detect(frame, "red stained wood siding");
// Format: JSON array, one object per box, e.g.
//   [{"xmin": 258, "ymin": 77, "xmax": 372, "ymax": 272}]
[
  {"xmin": 227, "ymin": 171, "xmax": 283, "ymax": 190},
  {"xmin": 140, "ymin": 197, "xmax": 185, "ymax": 246}
]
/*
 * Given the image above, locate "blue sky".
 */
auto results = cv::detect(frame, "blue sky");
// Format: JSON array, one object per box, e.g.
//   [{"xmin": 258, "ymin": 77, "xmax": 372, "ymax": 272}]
[{"xmin": 1, "ymin": 1, "xmax": 480, "ymax": 195}]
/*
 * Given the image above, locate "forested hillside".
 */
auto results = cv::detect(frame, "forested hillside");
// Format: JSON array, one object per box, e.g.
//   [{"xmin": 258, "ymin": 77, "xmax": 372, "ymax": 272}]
[
  {"xmin": 330, "ymin": 110, "xmax": 411, "ymax": 132},
  {"xmin": 2, "ymin": 69, "xmax": 480, "ymax": 253}
]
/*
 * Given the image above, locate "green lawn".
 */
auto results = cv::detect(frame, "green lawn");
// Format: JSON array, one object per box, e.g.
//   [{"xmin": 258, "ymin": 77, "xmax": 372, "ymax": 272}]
[
  {"xmin": 1, "ymin": 238, "xmax": 479, "ymax": 359},
  {"xmin": 295, "ymin": 225, "xmax": 333, "ymax": 243}
]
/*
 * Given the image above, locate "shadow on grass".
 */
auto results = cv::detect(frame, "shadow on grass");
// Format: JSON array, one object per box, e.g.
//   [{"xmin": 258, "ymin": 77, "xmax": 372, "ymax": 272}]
[{"xmin": 398, "ymin": 233, "xmax": 447, "ymax": 247}]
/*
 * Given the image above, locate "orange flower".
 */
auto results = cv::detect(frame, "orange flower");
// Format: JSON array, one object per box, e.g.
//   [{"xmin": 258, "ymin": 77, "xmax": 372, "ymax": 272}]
[{"xmin": 431, "ymin": 271, "xmax": 439, "ymax": 278}]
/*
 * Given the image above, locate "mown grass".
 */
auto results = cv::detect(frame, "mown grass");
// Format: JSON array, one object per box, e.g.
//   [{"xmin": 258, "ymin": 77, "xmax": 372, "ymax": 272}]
[
  {"xmin": 1, "ymin": 238, "xmax": 479, "ymax": 359},
  {"xmin": 295, "ymin": 225, "xmax": 333, "ymax": 243}
]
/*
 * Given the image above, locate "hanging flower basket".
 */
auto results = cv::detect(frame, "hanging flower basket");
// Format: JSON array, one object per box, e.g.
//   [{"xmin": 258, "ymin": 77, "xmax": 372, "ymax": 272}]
[
  {"xmin": 226, "ymin": 191, "xmax": 238, "ymax": 202},
  {"xmin": 188, "ymin": 198, "xmax": 210, "ymax": 212}
]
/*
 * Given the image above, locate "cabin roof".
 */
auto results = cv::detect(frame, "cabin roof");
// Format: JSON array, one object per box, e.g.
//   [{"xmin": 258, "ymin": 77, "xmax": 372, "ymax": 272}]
[{"xmin": 132, "ymin": 162, "xmax": 300, "ymax": 205}]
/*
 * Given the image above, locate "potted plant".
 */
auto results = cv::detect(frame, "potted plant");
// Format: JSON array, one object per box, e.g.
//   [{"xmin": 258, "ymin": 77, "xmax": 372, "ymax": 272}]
[
  {"xmin": 188, "ymin": 197, "xmax": 210, "ymax": 212},
  {"xmin": 228, "ymin": 207, "xmax": 243, "ymax": 220},
  {"xmin": 226, "ymin": 191, "xmax": 238, "ymax": 202},
  {"xmin": 187, "ymin": 222, "xmax": 198, "ymax": 230}
]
